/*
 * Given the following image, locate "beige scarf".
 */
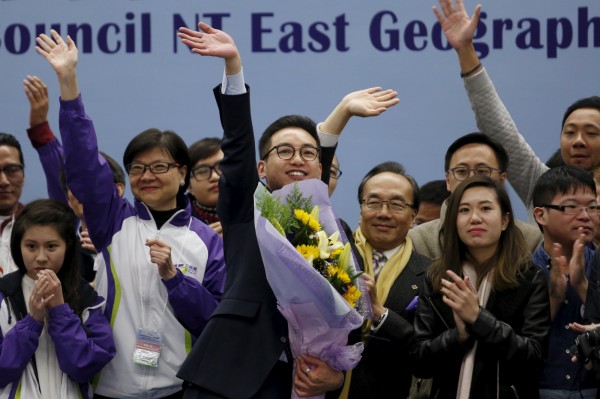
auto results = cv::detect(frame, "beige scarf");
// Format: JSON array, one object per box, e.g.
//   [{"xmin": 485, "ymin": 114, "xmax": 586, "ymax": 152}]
[
  {"xmin": 338, "ymin": 227, "xmax": 413, "ymax": 399},
  {"xmin": 456, "ymin": 262, "xmax": 494, "ymax": 399}
]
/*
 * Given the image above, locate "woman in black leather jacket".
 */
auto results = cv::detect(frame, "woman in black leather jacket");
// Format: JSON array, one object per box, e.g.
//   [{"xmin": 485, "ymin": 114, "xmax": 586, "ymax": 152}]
[{"xmin": 410, "ymin": 176, "xmax": 551, "ymax": 398}]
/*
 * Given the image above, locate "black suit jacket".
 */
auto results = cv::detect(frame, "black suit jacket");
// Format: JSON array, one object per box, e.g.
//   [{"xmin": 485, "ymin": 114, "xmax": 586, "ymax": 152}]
[
  {"xmin": 348, "ymin": 250, "xmax": 431, "ymax": 399},
  {"xmin": 178, "ymin": 86, "xmax": 344, "ymax": 399}
]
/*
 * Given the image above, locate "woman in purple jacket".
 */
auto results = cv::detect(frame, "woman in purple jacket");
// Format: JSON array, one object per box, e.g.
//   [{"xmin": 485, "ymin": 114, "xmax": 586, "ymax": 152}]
[{"xmin": 0, "ymin": 199, "xmax": 115, "ymax": 398}]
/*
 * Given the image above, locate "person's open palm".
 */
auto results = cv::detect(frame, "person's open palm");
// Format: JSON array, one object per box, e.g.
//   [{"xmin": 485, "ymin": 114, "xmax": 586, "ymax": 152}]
[
  {"xmin": 178, "ymin": 22, "xmax": 238, "ymax": 60},
  {"xmin": 433, "ymin": 0, "xmax": 481, "ymax": 50},
  {"xmin": 36, "ymin": 29, "xmax": 78, "ymax": 76}
]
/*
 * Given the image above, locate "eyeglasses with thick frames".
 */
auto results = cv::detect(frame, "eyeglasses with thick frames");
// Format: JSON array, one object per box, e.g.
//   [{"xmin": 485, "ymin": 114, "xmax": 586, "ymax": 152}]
[
  {"xmin": 542, "ymin": 204, "xmax": 600, "ymax": 215},
  {"xmin": 127, "ymin": 162, "xmax": 181, "ymax": 175},
  {"xmin": 330, "ymin": 167, "xmax": 343, "ymax": 179},
  {"xmin": 447, "ymin": 166, "xmax": 501, "ymax": 181},
  {"xmin": 362, "ymin": 199, "xmax": 413, "ymax": 213},
  {"xmin": 191, "ymin": 163, "xmax": 222, "ymax": 181},
  {"xmin": 262, "ymin": 144, "xmax": 320, "ymax": 162},
  {"xmin": 0, "ymin": 164, "xmax": 24, "ymax": 178}
]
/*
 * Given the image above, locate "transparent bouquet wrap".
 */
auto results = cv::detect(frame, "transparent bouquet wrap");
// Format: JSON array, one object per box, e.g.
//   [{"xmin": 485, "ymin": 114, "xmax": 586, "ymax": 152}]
[{"xmin": 254, "ymin": 179, "xmax": 370, "ymax": 399}]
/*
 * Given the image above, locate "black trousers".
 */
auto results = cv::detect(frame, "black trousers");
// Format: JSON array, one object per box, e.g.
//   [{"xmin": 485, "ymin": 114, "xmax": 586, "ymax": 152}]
[
  {"xmin": 94, "ymin": 391, "xmax": 183, "ymax": 399},
  {"xmin": 182, "ymin": 360, "xmax": 293, "ymax": 399}
]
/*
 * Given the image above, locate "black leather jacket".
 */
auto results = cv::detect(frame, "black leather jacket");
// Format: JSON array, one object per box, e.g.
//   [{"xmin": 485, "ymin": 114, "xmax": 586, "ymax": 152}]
[{"xmin": 410, "ymin": 263, "xmax": 551, "ymax": 399}]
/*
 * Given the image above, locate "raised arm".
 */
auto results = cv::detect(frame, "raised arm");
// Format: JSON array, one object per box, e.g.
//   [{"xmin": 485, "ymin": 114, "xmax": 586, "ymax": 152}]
[
  {"xmin": 433, "ymin": 0, "xmax": 481, "ymax": 77},
  {"xmin": 434, "ymin": 0, "xmax": 547, "ymax": 212},
  {"xmin": 24, "ymin": 75, "xmax": 68, "ymax": 204},
  {"xmin": 35, "ymin": 30, "xmax": 78, "ymax": 101},
  {"xmin": 36, "ymin": 30, "xmax": 122, "ymax": 251}
]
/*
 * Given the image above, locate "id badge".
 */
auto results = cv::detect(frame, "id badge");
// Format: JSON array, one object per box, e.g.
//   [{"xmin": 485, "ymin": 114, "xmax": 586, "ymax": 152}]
[{"xmin": 132, "ymin": 328, "xmax": 162, "ymax": 367}]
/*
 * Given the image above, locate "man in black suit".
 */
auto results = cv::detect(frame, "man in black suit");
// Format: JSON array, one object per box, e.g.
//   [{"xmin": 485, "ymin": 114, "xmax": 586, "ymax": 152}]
[
  {"xmin": 345, "ymin": 161, "xmax": 431, "ymax": 399},
  {"xmin": 176, "ymin": 22, "xmax": 399, "ymax": 399}
]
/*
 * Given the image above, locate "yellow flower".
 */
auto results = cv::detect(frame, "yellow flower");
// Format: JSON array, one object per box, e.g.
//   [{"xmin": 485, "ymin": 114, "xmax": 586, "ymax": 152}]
[
  {"xmin": 326, "ymin": 266, "xmax": 351, "ymax": 284},
  {"xmin": 294, "ymin": 209, "xmax": 321, "ymax": 231},
  {"xmin": 297, "ymin": 244, "xmax": 320, "ymax": 263},
  {"xmin": 343, "ymin": 285, "xmax": 361, "ymax": 308},
  {"xmin": 330, "ymin": 247, "xmax": 343, "ymax": 257}
]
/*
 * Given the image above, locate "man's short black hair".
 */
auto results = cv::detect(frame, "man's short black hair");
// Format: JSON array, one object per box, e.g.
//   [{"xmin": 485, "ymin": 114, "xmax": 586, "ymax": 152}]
[
  {"xmin": 357, "ymin": 161, "xmax": 420, "ymax": 211},
  {"xmin": 562, "ymin": 96, "xmax": 600, "ymax": 128},
  {"xmin": 258, "ymin": 115, "xmax": 320, "ymax": 160},
  {"xmin": 419, "ymin": 179, "xmax": 450, "ymax": 205},
  {"xmin": 0, "ymin": 133, "xmax": 24, "ymax": 167},
  {"xmin": 444, "ymin": 132, "xmax": 508, "ymax": 173}
]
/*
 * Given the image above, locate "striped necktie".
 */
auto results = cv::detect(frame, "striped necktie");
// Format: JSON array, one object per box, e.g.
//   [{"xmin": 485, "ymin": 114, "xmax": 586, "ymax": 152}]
[{"xmin": 372, "ymin": 250, "xmax": 387, "ymax": 281}]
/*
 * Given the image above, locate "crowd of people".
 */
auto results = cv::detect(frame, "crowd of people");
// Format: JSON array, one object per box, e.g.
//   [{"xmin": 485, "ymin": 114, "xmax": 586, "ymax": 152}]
[{"xmin": 0, "ymin": 0, "xmax": 599, "ymax": 398}]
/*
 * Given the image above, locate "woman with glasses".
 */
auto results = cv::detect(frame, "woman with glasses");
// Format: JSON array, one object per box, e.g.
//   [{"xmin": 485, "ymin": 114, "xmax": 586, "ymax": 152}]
[
  {"xmin": 187, "ymin": 137, "xmax": 223, "ymax": 236},
  {"xmin": 410, "ymin": 176, "xmax": 551, "ymax": 399},
  {"xmin": 36, "ymin": 30, "xmax": 226, "ymax": 399}
]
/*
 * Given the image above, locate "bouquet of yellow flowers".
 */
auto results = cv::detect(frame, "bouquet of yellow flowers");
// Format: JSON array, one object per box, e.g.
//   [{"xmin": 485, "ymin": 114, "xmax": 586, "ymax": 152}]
[
  {"xmin": 257, "ymin": 185, "xmax": 363, "ymax": 308},
  {"xmin": 254, "ymin": 179, "xmax": 368, "ymax": 399}
]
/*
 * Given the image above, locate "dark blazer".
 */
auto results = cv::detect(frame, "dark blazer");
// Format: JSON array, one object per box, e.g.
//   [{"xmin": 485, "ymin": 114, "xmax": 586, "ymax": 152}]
[
  {"xmin": 177, "ymin": 86, "xmax": 343, "ymax": 399},
  {"xmin": 348, "ymin": 250, "xmax": 431, "ymax": 399},
  {"xmin": 410, "ymin": 263, "xmax": 551, "ymax": 399}
]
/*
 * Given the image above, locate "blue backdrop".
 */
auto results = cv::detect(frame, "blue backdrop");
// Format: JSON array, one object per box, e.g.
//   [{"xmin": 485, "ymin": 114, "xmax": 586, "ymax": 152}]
[{"xmin": 2, "ymin": 0, "xmax": 599, "ymax": 227}]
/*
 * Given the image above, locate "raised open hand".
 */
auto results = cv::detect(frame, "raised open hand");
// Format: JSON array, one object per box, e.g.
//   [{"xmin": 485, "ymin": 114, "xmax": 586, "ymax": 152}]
[
  {"xmin": 343, "ymin": 87, "xmax": 399, "ymax": 118},
  {"xmin": 178, "ymin": 22, "xmax": 239, "ymax": 60},
  {"xmin": 35, "ymin": 30, "xmax": 78, "ymax": 78},
  {"xmin": 432, "ymin": 0, "xmax": 481, "ymax": 51},
  {"xmin": 23, "ymin": 75, "xmax": 49, "ymax": 127}
]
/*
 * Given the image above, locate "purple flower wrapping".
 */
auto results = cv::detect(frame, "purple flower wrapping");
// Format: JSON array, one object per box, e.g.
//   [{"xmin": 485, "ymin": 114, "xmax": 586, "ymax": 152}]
[{"xmin": 254, "ymin": 179, "xmax": 368, "ymax": 398}]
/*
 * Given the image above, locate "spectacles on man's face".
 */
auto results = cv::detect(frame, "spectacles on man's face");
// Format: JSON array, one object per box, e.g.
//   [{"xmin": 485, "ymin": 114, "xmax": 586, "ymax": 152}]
[
  {"xmin": 447, "ymin": 166, "xmax": 501, "ymax": 181},
  {"xmin": 542, "ymin": 204, "xmax": 600, "ymax": 215},
  {"xmin": 0, "ymin": 164, "xmax": 24, "ymax": 179},
  {"xmin": 191, "ymin": 163, "xmax": 222, "ymax": 181},
  {"xmin": 262, "ymin": 144, "xmax": 320, "ymax": 162},
  {"xmin": 126, "ymin": 162, "xmax": 181, "ymax": 175},
  {"xmin": 330, "ymin": 167, "xmax": 343, "ymax": 179},
  {"xmin": 362, "ymin": 198, "xmax": 413, "ymax": 214}
]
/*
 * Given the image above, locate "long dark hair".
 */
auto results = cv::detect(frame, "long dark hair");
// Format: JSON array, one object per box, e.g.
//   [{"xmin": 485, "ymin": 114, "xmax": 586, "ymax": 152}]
[
  {"xmin": 428, "ymin": 176, "xmax": 530, "ymax": 292},
  {"xmin": 11, "ymin": 199, "xmax": 82, "ymax": 315}
]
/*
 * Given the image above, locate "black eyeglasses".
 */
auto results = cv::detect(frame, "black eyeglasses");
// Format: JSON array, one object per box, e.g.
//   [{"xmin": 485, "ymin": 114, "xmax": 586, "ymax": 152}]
[
  {"xmin": 362, "ymin": 199, "xmax": 413, "ymax": 213},
  {"xmin": 127, "ymin": 162, "xmax": 181, "ymax": 175},
  {"xmin": 330, "ymin": 167, "xmax": 343, "ymax": 179},
  {"xmin": 262, "ymin": 144, "xmax": 320, "ymax": 162},
  {"xmin": 542, "ymin": 204, "xmax": 600, "ymax": 215},
  {"xmin": 447, "ymin": 166, "xmax": 501, "ymax": 181},
  {"xmin": 0, "ymin": 164, "xmax": 24, "ymax": 178},
  {"xmin": 191, "ymin": 163, "xmax": 222, "ymax": 181}
]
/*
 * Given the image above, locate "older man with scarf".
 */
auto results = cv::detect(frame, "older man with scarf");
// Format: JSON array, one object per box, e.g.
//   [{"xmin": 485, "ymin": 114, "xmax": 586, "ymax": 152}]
[{"xmin": 339, "ymin": 161, "xmax": 431, "ymax": 399}]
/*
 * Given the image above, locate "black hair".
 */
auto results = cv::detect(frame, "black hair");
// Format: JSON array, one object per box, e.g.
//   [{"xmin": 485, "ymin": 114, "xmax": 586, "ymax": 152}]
[
  {"xmin": 0, "ymin": 133, "xmax": 24, "ymax": 167},
  {"xmin": 533, "ymin": 165, "xmax": 596, "ymax": 208},
  {"xmin": 562, "ymin": 96, "xmax": 600, "ymax": 128},
  {"xmin": 419, "ymin": 179, "xmax": 450, "ymax": 205},
  {"xmin": 188, "ymin": 137, "xmax": 222, "ymax": 167},
  {"xmin": 532, "ymin": 166, "xmax": 596, "ymax": 232},
  {"xmin": 122, "ymin": 128, "xmax": 191, "ymax": 194},
  {"xmin": 10, "ymin": 199, "xmax": 83, "ymax": 315},
  {"xmin": 357, "ymin": 161, "xmax": 420, "ymax": 211},
  {"xmin": 444, "ymin": 132, "xmax": 508, "ymax": 173},
  {"xmin": 258, "ymin": 115, "xmax": 320, "ymax": 160}
]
